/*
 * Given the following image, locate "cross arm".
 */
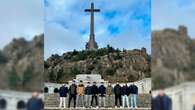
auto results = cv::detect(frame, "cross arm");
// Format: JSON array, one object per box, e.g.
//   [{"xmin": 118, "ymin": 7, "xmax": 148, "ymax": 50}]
[
  {"xmin": 85, "ymin": 9, "xmax": 91, "ymax": 12},
  {"xmin": 94, "ymin": 9, "xmax": 100, "ymax": 12},
  {"xmin": 84, "ymin": 9, "xmax": 100, "ymax": 12}
]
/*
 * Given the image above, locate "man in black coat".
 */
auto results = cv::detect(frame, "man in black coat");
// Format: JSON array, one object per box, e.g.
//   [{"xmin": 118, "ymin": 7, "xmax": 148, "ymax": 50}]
[
  {"xmin": 114, "ymin": 82, "xmax": 122, "ymax": 108},
  {"xmin": 59, "ymin": 83, "xmax": 68, "ymax": 108},
  {"xmin": 91, "ymin": 82, "xmax": 99, "ymax": 108},
  {"xmin": 152, "ymin": 89, "xmax": 172, "ymax": 110},
  {"xmin": 68, "ymin": 80, "xmax": 77, "ymax": 108}
]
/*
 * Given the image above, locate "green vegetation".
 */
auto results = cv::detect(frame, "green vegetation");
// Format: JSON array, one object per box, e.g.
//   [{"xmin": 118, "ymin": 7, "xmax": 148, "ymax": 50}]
[
  {"xmin": 106, "ymin": 67, "xmax": 116, "ymax": 76},
  {"xmin": 62, "ymin": 45, "xmax": 121, "ymax": 62},
  {"xmin": 8, "ymin": 69, "xmax": 20, "ymax": 89},
  {"xmin": 0, "ymin": 51, "xmax": 7, "ymax": 63},
  {"xmin": 22, "ymin": 67, "xmax": 33, "ymax": 86}
]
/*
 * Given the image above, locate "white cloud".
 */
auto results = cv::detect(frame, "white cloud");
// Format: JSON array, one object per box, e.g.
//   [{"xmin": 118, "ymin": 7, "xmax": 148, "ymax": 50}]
[
  {"xmin": 44, "ymin": 0, "xmax": 151, "ymax": 59},
  {"xmin": 152, "ymin": 0, "xmax": 195, "ymax": 38},
  {"xmin": 44, "ymin": 22, "xmax": 85, "ymax": 59},
  {"xmin": 0, "ymin": 0, "xmax": 43, "ymax": 49}
]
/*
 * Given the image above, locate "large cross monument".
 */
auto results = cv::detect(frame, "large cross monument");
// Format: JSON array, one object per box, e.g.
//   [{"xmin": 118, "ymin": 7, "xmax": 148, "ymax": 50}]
[{"xmin": 85, "ymin": 3, "xmax": 100, "ymax": 50}]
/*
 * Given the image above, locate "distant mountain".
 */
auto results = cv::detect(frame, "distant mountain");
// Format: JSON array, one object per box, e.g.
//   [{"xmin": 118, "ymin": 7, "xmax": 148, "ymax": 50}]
[
  {"xmin": 44, "ymin": 45, "xmax": 151, "ymax": 83},
  {"xmin": 0, "ymin": 34, "xmax": 44, "ymax": 91},
  {"xmin": 152, "ymin": 26, "xmax": 195, "ymax": 89}
]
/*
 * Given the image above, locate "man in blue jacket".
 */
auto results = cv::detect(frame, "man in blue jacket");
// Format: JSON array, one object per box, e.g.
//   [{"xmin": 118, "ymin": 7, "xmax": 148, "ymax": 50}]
[
  {"xmin": 129, "ymin": 83, "xmax": 138, "ymax": 108},
  {"xmin": 152, "ymin": 89, "xmax": 172, "ymax": 110},
  {"xmin": 27, "ymin": 92, "xmax": 44, "ymax": 110},
  {"xmin": 59, "ymin": 83, "xmax": 68, "ymax": 108},
  {"xmin": 98, "ymin": 82, "xmax": 106, "ymax": 108},
  {"xmin": 122, "ymin": 84, "xmax": 130, "ymax": 108}
]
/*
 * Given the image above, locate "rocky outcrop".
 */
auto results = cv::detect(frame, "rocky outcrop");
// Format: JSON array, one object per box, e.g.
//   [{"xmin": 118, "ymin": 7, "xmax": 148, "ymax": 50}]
[
  {"xmin": 0, "ymin": 34, "xmax": 44, "ymax": 91},
  {"xmin": 152, "ymin": 26, "xmax": 195, "ymax": 89},
  {"xmin": 45, "ymin": 47, "xmax": 151, "ymax": 83}
]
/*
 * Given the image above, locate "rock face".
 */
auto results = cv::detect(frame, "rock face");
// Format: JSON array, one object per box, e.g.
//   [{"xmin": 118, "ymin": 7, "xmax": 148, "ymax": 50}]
[
  {"xmin": 0, "ymin": 34, "xmax": 44, "ymax": 91},
  {"xmin": 44, "ymin": 46, "xmax": 151, "ymax": 83},
  {"xmin": 152, "ymin": 26, "xmax": 195, "ymax": 89}
]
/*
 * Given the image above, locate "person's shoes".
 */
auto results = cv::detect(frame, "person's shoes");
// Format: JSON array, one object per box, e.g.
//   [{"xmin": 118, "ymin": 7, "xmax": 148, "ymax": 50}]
[
  {"xmin": 115, "ymin": 106, "xmax": 117, "ymax": 108},
  {"xmin": 135, "ymin": 106, "xmax": 138, "ymax": 109}
]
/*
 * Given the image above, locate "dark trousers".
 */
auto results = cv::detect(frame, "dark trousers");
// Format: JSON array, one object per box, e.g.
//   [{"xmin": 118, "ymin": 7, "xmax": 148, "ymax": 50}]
[
  {"xmin": 91, "ymin": 94, "xmax": 98, "ymax": 106},
  {"xmin": 115, "ymin": 95, "xmax": 122, "ymax": 106},
  {"xmin": 68, "ymin": 94, "xmax": 76, "ymax": 108}
]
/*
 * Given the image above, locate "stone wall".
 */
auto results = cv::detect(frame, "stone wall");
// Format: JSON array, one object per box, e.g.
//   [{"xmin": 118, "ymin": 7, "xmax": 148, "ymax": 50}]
[{"xmin": 0, "ymin": 90, "xmax": 32, "ymax": 110}]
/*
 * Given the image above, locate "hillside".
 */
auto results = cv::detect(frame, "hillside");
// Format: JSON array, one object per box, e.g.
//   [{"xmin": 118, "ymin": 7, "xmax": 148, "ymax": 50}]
[
  {"xmin": 152, "ymin": 26, "xmax": 195, "ymax": 89},
  {"xmin": 44, "ymin": 45, "xmax": 151, "ymax": 83},
  {"xmin": 0, "ymin": 34, "xmax": 44, "ymax": 91}
]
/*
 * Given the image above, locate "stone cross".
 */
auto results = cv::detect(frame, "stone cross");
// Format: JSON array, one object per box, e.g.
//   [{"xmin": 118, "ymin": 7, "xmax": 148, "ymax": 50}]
[{"xmin": 85, "ymin": 2, "xmax": 100, "ymax": 50}]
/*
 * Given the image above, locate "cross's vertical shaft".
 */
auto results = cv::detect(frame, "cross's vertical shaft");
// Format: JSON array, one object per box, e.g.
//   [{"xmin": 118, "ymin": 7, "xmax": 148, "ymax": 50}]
[
  {"xmin": 85, "ymin": 3, "xmax": 100, "ymax": 50},
  {"xmin": 90, "ymin": 3, "xmax": 94, "ymax": 39}
]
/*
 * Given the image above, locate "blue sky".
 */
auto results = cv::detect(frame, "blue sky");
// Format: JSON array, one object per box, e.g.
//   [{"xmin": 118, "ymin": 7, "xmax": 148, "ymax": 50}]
[
  {"xmin": 152, "ymin": 0, "xmax": 195, "ymax": 38},
  {"xmin": 0, "ymin": 0, "xmax": 43, "ymax": 49},
  {"xmin": 44, "ymin": 0, "xmax": 151, "ymax": 59}
]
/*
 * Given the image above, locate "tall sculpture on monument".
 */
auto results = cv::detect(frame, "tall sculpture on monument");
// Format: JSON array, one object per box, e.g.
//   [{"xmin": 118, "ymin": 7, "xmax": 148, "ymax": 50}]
[{"xmin": 85, "ymin": 3, "xmax": 100, "ymax": 50}]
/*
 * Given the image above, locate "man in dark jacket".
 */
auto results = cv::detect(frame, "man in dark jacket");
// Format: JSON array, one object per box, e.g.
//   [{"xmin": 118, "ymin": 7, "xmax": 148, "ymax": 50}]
[
  {"xmin": 122, "ymin": 84, "xmax": 130, "ymax": 108},
  {"xmin": 59, "ymin": 83, "xmax": 68, "ymax": 108},
  {"xmin": 91, "ymin": 82, "xmax": 99, "ymax": 108},
  {"xmin": 114, "ymin": 82, "xmax": 122, "ymax": 108},
  {"xmin": 129, "ymin": 83, "xmax": 138, "ymax": 108},
  {"xmin": 68, "ymin": 80, "xmax": 77, "ymax": 108},
  {"xmin": 0, "ymin": 99, "xmax": 7, "ymax": 109},
  {"xmin": 27, "ymin": 92, "xmax": 44, "ymax": 110},
  {"xmin": 193, "ymin": 105, "xmax": 195, "ymax": 110},
  {"xmin": 85, "ymin": 82, "xmax": 92, "ymax": 108},
  {"xmin": 152, "ymin": 89, "xmax": 172, "ymax": 110},
  {"xmin": 98, "ymin": 82, "xmax": 106, "ymax": 107}
]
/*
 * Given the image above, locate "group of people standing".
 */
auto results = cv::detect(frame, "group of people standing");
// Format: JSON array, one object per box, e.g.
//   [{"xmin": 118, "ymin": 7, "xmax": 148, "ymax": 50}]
[{"xmin": 58, "ymin": 80, "xmax": 138, "ymax": 108}]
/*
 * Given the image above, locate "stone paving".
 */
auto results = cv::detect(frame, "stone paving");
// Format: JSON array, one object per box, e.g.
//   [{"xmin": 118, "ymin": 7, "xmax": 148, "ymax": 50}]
[
  {"xmin": 44, "ymin": 93, "xmax": 151, "ymax": 109},
  {"xmin": 44, "ymin": 107, "xmax": 151, "ymax": 110}
]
